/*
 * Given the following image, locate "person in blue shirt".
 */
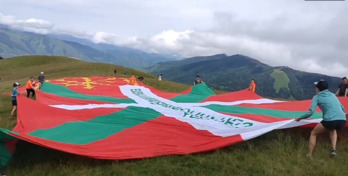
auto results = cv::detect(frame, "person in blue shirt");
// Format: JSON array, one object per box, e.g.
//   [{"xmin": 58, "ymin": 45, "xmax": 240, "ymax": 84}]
[
  {"xmin": 295, "ymin": 80, "xmax": 346, "ymax": 157},
  {"xmin": 11, "ymin": 82, "xmax": 20, "ymax": 116}
]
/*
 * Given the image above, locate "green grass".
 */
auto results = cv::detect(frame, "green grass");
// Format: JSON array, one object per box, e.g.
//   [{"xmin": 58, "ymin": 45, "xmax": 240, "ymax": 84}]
[
  {"xmin": 271, "ymin": 69, "xmax": 290, "ymax": 94},
  {"xmin": 1, "ymin": 56, "xmax": 348, "ymax": 176}
]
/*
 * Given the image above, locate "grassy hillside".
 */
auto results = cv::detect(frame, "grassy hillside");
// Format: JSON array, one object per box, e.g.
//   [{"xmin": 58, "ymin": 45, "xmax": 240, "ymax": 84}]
[
  {"xmin": 271, "ymin": 69, "xmax": 290, "ymax": 94},
  {"xmin": 270, "ymin": 69, "xmax": 295, "ymax": 100},
  {"xmin": 0, "ymin": 55, "xmax": 189, "ymax": 129},
  {"xmin": 1, "ymin": 56, "xmax": 348, "ymax": 176}
]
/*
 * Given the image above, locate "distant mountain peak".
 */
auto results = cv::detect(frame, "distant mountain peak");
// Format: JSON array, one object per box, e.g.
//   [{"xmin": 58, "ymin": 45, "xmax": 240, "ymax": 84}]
[
  {"xmin": 147, "ymin": 53, "xmax": 341, "ymax": 100},
  {"xmin": 0, "ymin": 26, "xmax": 174, "ymax": 69}
]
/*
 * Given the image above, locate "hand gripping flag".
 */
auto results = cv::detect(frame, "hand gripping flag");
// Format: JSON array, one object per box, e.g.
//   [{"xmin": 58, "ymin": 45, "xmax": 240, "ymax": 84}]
[{"xmin": 1, "ymin": 76, "xmax": 347, "ymax": 168}]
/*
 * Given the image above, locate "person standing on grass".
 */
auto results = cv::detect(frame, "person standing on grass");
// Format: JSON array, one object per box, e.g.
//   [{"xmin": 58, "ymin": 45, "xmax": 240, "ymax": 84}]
[
  {"xmin": 295, "ymin": 80, "xmax": 346, "ymax": 157},
  {"xmin": 248, "ymin": 79, "xmax": 256, "ymax": 93},
  {"xmin": 335, "ymin": 77, "xmax": 348, "ymax": 97},
  {"xmin": 158, "ymin": 73, "xmax": 162, "ymax": 81},
  {"xmin": 129, "ymin": 74, "xmax": 137, "ymax": 85},
  {"xmin": 138, "ymin": 76, "xmax": 144, "ymax": 82},
  {"xmin": 11, "ymin": 82, "xmax": 20, "ymax": 116},
  {"xmin": 114, "ymin": 68, "xmax": 117, "ymax": 77},
  {"xmin": 38, "ymin": 71, "xmax": 45, "ymax": 89},
  {"xmin": 25, "ymin": 77, "xmax": 36, "ymax": 98}
]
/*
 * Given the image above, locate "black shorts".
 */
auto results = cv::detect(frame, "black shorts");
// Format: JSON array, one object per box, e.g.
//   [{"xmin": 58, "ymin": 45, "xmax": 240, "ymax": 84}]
[
  {"xmin": 12, "ymin": 100, "xmax": 17, "ymax": 106},
  {"xmin": 321, "ymin": 120, "xmax": 346, "ymax": 131}
]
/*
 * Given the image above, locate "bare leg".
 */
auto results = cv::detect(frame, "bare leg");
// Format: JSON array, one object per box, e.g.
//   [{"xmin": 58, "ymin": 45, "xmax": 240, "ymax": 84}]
[
  {"xmin": 308, "ymin": 123, "xmax": 326, "ymax": 156},
  {"xmin": 11, "ymin": 106, "xmax": 17, "ymax": 116},
  {"xmin": 329, "ymin": 130, "xmax": 337, "ymax": 150}
]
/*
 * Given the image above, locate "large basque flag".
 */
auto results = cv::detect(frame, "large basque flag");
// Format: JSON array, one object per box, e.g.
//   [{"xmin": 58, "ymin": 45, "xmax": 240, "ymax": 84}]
[{"xmin": 1, "ymin": 76, "xmax": 347, "ymax": 169}]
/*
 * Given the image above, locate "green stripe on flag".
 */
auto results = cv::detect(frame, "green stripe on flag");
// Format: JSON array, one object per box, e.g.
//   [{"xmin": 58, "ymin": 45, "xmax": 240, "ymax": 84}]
[
  {"xmin": 41, "ymin": 82, "xmax": 135, "ymax": 103},
  {"xmin": 204, "ymin": 105, "xmax": 322, "ymax": 119},
  {"xmin": 29, "ymin": 106, "xmax": 161, "ymax": 144},
  {"xmin": 0, "ymin": 129, "xmax": 16, "ymax": 169},
  {"xmin": 0, "ymin": 141, "xmax": 12, "ymax": 169},
  {"xmin": 171, "ymin": 83, "xmax": 215, "ymax": 103}
]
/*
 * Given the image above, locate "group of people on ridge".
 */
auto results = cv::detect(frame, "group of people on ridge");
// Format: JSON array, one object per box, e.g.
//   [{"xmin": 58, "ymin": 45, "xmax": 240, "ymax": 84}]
[
  {"xmin": 114, "ymin": 68, "xmax": 143, "ymax": 85},
  {"xmin": 10, "ymin": 72, "xmax": 45, "ymax": 116},
  {"xmin": 194, "ymin": 75, "xmax": 256, "ymax": 93}
]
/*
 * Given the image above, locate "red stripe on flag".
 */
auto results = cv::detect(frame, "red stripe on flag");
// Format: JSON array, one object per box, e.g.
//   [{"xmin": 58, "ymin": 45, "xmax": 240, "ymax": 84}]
[
  {"xmin": 202, "ymin": 90, "xmax": 262, "ymax": 102},
  {"xmin": 8, "ymin": 116, "xmax": 243, "ymax": 160},
  {"xmin": 36, "ymin": 91, "xmax": 115, "ymax": 105},
  {"xmin": 14, "ymin": 96, "xmax": 122, "ymax": 134},
  {"xmin": 238, "ymin": 97, "xmax": 348, "ymax": 112},
  {"xmin": 48, "ymin": 77, "xmax": 130, "ymax": 98},
  {"xmin": 4, "ymin": 140, "xmax": 17, "ymax": 154},
  {"xmin": 220, "ymin": 112, "xmax": 291, "ymax": 123},
  {"xmin": 81, "ymin": 115, "xmax": 244, "ymax": 158},
  {"xmin": 237, "ymin": 100, "xmax": 321, "ymax": 112},
  {"xmin": 143, "ymin": 85, "xmax": 191, "ymax": 99}
]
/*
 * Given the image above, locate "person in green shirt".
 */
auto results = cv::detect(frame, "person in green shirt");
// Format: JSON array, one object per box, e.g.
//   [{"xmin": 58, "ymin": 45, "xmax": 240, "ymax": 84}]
[{"xmin": 295, "ymin": 80, "xmax": 346, "ymax": 157}]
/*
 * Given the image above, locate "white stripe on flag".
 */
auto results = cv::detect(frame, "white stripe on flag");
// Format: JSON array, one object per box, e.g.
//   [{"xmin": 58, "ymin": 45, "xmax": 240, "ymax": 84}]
[
  {"xmin": 181, "ymin": 99, "xmax": 282, "ymax": 107},
  {"xmin": 49, "ymin": 86, "xmax": 320, "ymax": 140},
  {"xmin": 119, "ymin": 86, "xmax": 319, "ymax": 138}
]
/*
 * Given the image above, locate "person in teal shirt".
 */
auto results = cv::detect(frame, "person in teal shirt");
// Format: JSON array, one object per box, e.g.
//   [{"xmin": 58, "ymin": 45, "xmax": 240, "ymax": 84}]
[
  {"xmin": 296, "ymin": 80, "xmax": 346, "ymax": 157},
  {"xmin": 11, "ymin": 82, "xmax": 20, "ymax": 116}
]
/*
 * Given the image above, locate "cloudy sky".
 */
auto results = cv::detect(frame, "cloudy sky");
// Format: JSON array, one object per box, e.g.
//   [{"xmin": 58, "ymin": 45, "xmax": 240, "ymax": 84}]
[{"xmin": 0, "ymin": 0, "xmax": 347, "ymax": 77}]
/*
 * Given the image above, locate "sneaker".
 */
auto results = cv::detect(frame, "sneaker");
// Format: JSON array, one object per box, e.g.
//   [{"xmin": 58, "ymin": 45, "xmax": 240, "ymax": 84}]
[
  {"xmin": 306, "ymin": 153, "xmax": 312, "ymax": 158},
  {"xmin": 330, "ymin": 150, "xmax": 337, "ymax": 157}
]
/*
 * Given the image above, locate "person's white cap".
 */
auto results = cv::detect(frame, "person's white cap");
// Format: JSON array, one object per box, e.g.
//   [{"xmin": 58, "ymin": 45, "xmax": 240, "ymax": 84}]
[
  {"xmin": 13, "ymin": 82, "xmax": 20, "ymax": 87},
  {"xmin": 314, "ymin": 79, "xmax": 325, "ymax": 86},
  {"xmin": 40, "ymin": 72, "xmax": 44, "ymax": 74}
]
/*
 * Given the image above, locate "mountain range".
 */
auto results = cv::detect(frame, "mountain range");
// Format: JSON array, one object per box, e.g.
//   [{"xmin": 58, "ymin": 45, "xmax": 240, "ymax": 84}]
[
  {"xmin": 147, "ymin": 54, "xmax": 342, "ymax": 100},
  {"xmin": 0, "ymin": 25, "xmax": 173, "ymax": 69},
  {"xmin": 0, "ymin": 25, "xmax": 343, "ymax": 100}
]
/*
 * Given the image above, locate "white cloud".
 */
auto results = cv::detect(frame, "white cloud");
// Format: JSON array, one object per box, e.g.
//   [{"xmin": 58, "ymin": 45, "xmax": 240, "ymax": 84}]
[
  {"xmin": 147, "ymin": 30, "xmax": 193, "ymax": 51},
  {"xmin": 92, "ymin": 32, "xmax": 141, "ymax": 46},
  {"xmin": 93, "ymin": 32, "xmax": 120, "ymax": 44},
  {"xmin": 0, "ymin": 13, "xmax": 53, "ymax": 34}
]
